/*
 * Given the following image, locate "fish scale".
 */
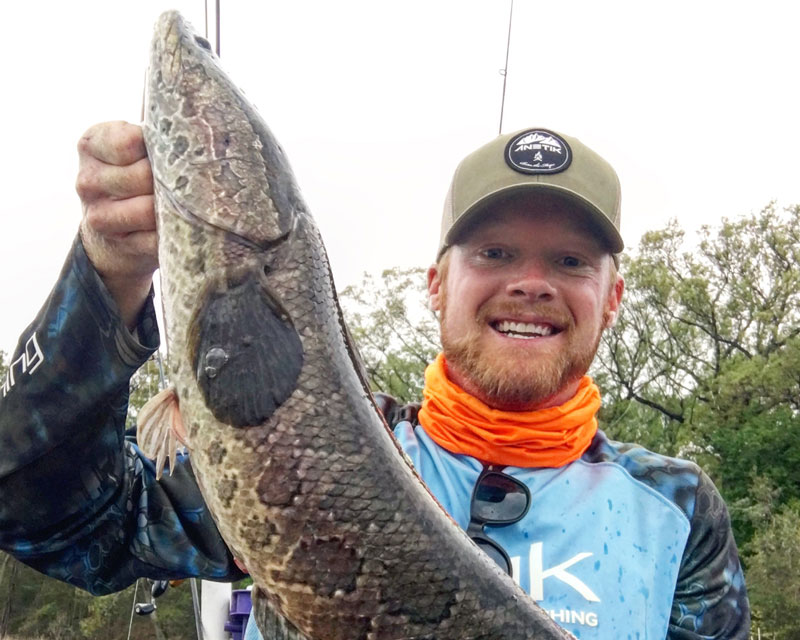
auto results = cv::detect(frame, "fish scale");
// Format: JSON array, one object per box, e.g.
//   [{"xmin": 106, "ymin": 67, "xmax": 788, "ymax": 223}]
[{"xmin": 139, "ymin": 10, "xmax": 574, "ymax": 640}]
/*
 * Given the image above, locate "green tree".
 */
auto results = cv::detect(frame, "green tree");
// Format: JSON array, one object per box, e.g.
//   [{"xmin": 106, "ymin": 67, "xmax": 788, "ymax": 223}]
[
  {"xmin": 730, "ymin": 475, "xmax": 800, "ymax": 638},
  {"xmin": 126, "ymin": 351, "xmax": 169, "ymax": 430},
  {"xmin": 77, "ymin": 578, "xmax": 199, "ymax": 640},
  {"xmin": 340, "ymin": 267, "xmax": 440, "ymax": 403},
  {"xmin": 594, "ymin": 203, "xmax": 800, "ymax": 504},
  {"xmin": 0, "ymin": 551, "xmax": 205, "ymax": 639},
  {"xmin": 0, "ymin": 554, "xmax": 89, "ymax": 639},
  {"xmin": 745, "ymin": 504, "xmax": 800, "ymax": 638}
]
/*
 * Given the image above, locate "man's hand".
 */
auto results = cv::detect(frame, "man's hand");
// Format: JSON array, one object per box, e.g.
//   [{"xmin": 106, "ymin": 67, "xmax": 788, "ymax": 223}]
[{"xmin": 76, "ymin": 121, "xmax": 157, "ymax": 329}]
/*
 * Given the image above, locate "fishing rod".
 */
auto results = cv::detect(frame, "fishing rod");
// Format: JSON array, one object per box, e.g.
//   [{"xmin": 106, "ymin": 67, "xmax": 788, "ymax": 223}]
[
  {"xmin": 216, "ymin": 0, "xmax": 221, "ymax": 56},
  {"xmin": 498, "ymin": 0, "xmax": 514, "ymax": 135},
  {"xmin": 205, "ymin": 0, "xmax": 221, "ymax": 56}
]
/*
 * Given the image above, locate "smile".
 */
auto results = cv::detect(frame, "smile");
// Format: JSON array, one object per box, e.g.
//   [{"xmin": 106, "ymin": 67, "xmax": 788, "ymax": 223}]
[{"xmin": 492, "ymin": 320, "xmax": 558, "ymax": 339}]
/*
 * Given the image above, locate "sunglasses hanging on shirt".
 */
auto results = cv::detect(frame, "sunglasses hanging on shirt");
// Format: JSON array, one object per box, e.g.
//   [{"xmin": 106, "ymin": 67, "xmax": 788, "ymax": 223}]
[{"xmin": 466, "ymin": 466, "xmax": 531, "ymax": 577}]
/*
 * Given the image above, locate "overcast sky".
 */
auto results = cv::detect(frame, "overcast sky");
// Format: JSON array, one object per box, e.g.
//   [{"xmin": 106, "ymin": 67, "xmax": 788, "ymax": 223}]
[{"xmin": 1, "ymin": 1, "xmax": 798, "ymax": 355}]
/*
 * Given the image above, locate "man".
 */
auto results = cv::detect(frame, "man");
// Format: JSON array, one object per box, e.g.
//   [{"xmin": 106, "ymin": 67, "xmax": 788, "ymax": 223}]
[{"xmin": 0, "ymin": 123, "xmax": 749, "ymax": 638}]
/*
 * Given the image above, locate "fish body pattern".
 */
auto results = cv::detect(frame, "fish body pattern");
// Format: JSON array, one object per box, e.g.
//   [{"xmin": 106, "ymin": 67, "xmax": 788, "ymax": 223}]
[{"xmin": 141, "ymin": 11, "xmax": 573, "ymax": 640}]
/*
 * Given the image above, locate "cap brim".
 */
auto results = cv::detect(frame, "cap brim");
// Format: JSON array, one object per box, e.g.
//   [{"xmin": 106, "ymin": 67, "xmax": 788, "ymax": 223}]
[{"xmin": 443, "ymin": 184, "xmax": 624, "ymax": 255}]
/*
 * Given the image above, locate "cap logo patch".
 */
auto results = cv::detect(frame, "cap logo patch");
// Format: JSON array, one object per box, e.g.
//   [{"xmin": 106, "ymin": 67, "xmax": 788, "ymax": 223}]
[{"xmin": 505, "ymin": 129, "xmax": 572, "ymax": 174}]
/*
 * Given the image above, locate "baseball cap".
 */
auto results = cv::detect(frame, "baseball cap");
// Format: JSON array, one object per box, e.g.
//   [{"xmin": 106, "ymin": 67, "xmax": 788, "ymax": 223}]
[{"xmin": 438, "ymin": 127, "xmax": 623, "ymax": 257}]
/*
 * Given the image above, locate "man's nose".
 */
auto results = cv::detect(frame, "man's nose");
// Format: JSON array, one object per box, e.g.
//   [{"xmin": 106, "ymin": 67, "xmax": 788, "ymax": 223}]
[{"xmin": 504, "ymin": 262, "xmax": 557, "ymax": 300}]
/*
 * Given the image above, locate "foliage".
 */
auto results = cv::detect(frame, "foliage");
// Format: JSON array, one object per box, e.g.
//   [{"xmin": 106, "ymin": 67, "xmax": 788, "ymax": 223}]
[
  {"xmin": 740, "ymin": 495, "xmax": 800, "ymax": 639},
  {"xmin": 0, "ymin": 552, "xmax": 208, "ymax": 640},
  {"xmin": 126, "ymin": 352, "xmax": 169, "ymax": 430},
  {"xmin": 595, "ymin": 203, "xmax": 800, "ymax": 498},
  {"xmin": 78, "ymin": 589, "xmax": 125, "ymax": 638},
  {"xmin": 340, "ymin": 267, "xmax": 440, "ymax": 403},
  {"xmin": 0, "ymin": 554, "xmax": 88, "ymax": 639},
  {"xmin": 598, "ymin": 205, "xmax": 797, "ymax": 407}
]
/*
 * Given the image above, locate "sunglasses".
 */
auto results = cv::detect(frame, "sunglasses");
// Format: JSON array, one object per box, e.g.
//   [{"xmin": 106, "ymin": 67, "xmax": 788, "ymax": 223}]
[{"xmin": 466, "ymin": 467, "xmax": 531, "ymax": 576}]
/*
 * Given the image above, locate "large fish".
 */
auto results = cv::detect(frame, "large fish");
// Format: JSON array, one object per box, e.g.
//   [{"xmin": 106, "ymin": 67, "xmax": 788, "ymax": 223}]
[{"xmin": 138, "ymin": 10, "xmax": 573, "ymax": 640}]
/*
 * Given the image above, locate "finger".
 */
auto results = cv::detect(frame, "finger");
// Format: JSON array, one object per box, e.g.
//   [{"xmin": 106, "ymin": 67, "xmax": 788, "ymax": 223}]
[
  {"xmin": 84, "ymin": 195, "xmax": 156, "ymax": 236},
  {"xmin": 78, "ymin": 121, "xmax": 147, "ymax": 167},
  {"xmin": 81, "ymin": 222, "xmax": 158, "ymax": 277},
  {"xmin": 77, "ymin": 156, "xmax": 153, "ymax": 202}
]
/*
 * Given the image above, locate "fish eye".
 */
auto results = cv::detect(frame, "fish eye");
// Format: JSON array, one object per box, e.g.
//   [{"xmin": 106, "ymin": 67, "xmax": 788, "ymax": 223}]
[{"xmin": 195, "ymin": 36, "xmax": 213, "ymax": 51}]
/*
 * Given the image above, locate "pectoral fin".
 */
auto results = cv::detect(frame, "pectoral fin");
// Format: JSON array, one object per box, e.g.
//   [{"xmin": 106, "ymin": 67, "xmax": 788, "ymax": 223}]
[
  {"xmin": 189, "ymin": 273, "xmax": 304, "ymax": 428},
  {"xmin": 137, "ymin": 387, "xmax": 185, "ymax": 479}
]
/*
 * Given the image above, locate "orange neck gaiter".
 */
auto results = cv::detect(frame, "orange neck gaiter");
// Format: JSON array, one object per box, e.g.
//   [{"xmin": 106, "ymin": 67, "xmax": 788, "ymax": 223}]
[{"xmin": 417, "ymin": 353, "xmax": 600, "ymax": 468}]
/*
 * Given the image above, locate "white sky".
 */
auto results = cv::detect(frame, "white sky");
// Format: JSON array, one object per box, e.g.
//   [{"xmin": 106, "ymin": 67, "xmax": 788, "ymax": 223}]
[{"xmin": 2, "ymin": 1, "xmax": 799, "ymax": 355}]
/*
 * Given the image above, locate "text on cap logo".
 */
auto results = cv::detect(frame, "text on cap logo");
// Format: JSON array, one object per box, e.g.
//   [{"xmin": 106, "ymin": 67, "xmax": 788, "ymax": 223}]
[{"xmin": 505, "ymin": 129, "xmax": 572, "ymax": 175}]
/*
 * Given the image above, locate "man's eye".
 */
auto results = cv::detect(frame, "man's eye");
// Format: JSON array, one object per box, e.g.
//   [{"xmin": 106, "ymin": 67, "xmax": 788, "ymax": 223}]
[
  {"xmin": 561, "ymin": 256, "xmax": 582, "ymax": 267},
  {"xmin": 482, "ymin": 248, "xmax": 508, "ymax": 260}
]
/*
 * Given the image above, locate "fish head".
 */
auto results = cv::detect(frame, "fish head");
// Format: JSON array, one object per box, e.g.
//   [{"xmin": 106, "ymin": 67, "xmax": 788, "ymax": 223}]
[{"xmin": 144, "ymin": 10, "xmax": 299, "ymax": 248}]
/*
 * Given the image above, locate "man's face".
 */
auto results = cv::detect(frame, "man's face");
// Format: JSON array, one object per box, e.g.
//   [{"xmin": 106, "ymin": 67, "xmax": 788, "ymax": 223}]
[{"xmin": 427, "ymin": 195, "xmax": 624, "ymax": 411}]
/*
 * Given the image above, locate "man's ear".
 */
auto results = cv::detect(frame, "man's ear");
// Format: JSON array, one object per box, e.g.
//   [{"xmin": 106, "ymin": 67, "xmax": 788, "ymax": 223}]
[
  {"xmin": 427, "ymin": 264, "xmax": 442, "ymax": 312},
  {"xmin": 604, "ymin": 273, "xmax": 624, "ymax": 329}
]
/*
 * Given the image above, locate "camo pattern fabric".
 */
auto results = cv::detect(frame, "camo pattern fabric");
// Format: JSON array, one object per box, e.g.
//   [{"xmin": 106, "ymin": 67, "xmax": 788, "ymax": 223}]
[
  {"xmin": 583, "ymin": 435, "xmax": 750, "ymax": 637},
  {"xmin": 0, "ymin": 237, "xmax": 243, "ymax": 594}
]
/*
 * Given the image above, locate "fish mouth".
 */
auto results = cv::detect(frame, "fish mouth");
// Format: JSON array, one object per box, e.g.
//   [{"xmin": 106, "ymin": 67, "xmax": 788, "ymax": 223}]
[
  {"xmin": 150, "ymin": 11, "xmax": 218, "ymax": 89},
  {"xmin": 152, "ymin": 12, "xmax": 184, "ymax": 88},
  {"xmin": 489, "ymin": 318, "xmax": 564, "ymax": 339},
  {"xmin": 146, "ymin": 10, "xmax": 299, "ymax": 249}
]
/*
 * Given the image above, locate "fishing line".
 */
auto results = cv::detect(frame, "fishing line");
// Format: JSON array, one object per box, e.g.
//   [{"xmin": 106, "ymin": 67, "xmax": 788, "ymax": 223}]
[
  {"xmin": 153, "ymin": 296, "xmax": 203, "ymax": 640},
  {"xmin": 498, "ymin": 0, "xmax": 514, "ymax": 135},
  {"xmin": 125, "ymin": 579, "xmax": 140, "ymax": 640}
]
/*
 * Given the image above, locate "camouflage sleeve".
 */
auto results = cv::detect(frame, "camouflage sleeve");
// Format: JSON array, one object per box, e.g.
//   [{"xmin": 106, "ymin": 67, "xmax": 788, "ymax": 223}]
[
  {"xmin": 0, "ymin": 236, "xmax": 244, "ymax": 594},
  {"xmin": 668, "ymin": 471, "xmax": 750, "ymax": 639}
]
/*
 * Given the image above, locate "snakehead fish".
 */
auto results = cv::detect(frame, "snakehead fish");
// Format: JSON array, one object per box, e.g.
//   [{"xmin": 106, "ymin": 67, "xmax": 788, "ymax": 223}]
[{"xmin": 138, "ymin": 11, "xmax": 573, "ymax": 640}]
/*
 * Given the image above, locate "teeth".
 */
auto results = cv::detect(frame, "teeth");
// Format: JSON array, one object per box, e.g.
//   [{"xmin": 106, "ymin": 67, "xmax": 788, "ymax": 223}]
[{"xmin": 495, "ymin": 320, "xmax": 554, "ymax": 338}]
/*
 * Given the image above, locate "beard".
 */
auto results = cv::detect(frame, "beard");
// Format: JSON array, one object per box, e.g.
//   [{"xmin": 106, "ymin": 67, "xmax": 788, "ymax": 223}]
[{"xmin": 439, "ymin": 296, "xmax": 605, "ymax": 410}]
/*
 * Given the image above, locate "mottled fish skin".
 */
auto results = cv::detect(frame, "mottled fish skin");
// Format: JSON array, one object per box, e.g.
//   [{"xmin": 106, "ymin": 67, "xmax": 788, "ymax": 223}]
[{"xmin": 143, "ymin": 11, "xmax": 574, "ymax": 640}]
